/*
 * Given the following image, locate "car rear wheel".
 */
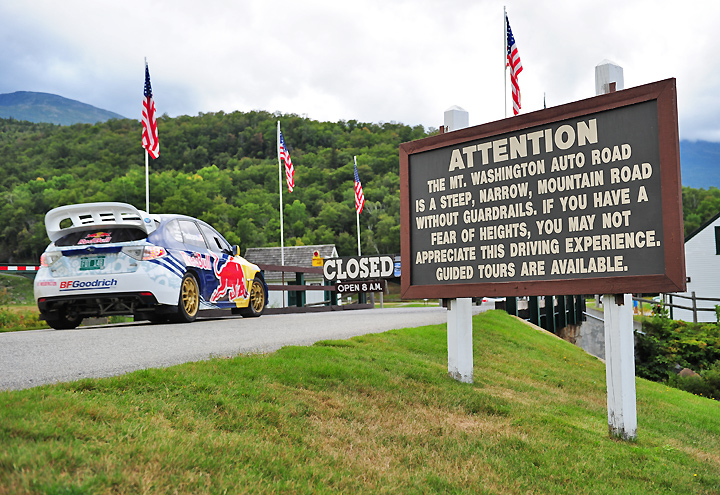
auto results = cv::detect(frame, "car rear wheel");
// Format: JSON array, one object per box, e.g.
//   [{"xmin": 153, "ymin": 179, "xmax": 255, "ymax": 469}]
[
  {"xmin": 173, "ymin": 273, "xmax": 200, "ymax": 323},
  {"xmin": 240, "ymin": 278, "xmax": 266, "ymax": 317},
  {"xmin": 45, "ymin": 309, "xmax": 83, "ymax": 330}
]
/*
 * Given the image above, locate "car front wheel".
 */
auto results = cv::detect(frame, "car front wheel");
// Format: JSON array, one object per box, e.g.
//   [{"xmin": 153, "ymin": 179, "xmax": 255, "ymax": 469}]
[{"xmin": 174, "ymin": 273, "xmax": 200, "ymax": 323}]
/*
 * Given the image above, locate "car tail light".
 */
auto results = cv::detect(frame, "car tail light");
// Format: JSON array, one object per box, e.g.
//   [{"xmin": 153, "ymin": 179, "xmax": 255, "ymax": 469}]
[
  {"xmin": 141, "ymin": 246, "xmax": 167, "ymax": 260},
  {"xmin": 122, "ymin": 245, "xmax": 167, "ymax": 261},
  {"xmin": 40, "ymin": 252, "xmax": 62, "ymax": 267}
]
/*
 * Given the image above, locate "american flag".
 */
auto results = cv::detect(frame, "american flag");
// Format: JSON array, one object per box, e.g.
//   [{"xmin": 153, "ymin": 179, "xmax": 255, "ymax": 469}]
[
  {"xmin": 279, "ymin": 131, "xmax": 294, "ymax": 192},
  {"xmin": 354, "ymin": 162, "xmax": 365, "ymax": 214},
  {"xmin": 506, "ymin": 14, "xmax": 523, "ymax": 116},
  {"xmin": 142, "ymin": 62, "xmax": 159, "ymax": 159}
]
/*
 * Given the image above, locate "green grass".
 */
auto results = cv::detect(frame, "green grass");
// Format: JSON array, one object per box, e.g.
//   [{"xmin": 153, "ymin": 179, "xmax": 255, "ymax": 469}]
[
  {"xmin": 1, "ymin": 310, "xmax": 718, "ymax": 494},
  {"xmin": 0, "ymin": 273, "xmax": 35, "ymax": 305}
]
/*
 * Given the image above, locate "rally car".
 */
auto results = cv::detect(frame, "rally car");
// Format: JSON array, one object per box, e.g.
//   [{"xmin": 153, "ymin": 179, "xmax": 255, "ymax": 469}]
[{"xmin": 34, "ymin": 202, "xmax": 268, "ymax": 329}]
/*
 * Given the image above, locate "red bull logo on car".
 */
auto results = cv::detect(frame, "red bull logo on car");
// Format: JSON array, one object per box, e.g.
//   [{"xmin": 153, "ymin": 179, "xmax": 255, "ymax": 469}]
[
  {"xmin": 78, "ymin": 232, "xmax": 112, "ymax": 245},
  {"xmin": 181, "ymin": 251, "xmax": 212, "ymax": 270},
  {"xmin": 210, "ymin": 256, "xmax": 248, "ymax": 303}
]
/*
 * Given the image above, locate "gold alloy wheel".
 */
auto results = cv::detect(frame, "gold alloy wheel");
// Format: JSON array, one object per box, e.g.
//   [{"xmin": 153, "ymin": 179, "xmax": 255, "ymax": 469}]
[
  {"xmin": 181, "ymin": 275, "xmax": 199, "ymax": 318},
  {"xmin": 249, "ymin": 279, "xmax": 265, "ymax": 313}
]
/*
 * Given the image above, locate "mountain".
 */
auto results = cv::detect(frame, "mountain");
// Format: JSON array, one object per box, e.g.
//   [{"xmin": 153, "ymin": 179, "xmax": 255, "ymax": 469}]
[
  {"xmin": 679, "ymin": 140, "xmax": 720, "ymax": 189},
  {"xmin": 0, "ymin": 91, "xmax": 125, "ymax": 126}
]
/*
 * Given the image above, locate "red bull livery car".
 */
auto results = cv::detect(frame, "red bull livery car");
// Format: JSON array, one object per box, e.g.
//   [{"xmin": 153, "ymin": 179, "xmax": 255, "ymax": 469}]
[{"xmin": 34, "ymin": 202, "xmax": 268, "ymax": 329}]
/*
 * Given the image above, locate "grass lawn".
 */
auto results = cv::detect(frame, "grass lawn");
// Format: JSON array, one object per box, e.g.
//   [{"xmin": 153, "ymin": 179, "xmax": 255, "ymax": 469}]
[
  {"xmin": 1, "ymin": 310, "xmax": 718, "ymax": 494},
  {"xmin": 0, "ymin": 273, "xmax": 35, "ymax": 305},
  {"xmin": 0, "ymin": 273, "xmax": 47, "ymax": 332}
]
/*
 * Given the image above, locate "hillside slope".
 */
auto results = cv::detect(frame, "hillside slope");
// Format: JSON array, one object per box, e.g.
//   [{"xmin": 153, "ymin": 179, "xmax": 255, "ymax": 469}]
[{"xmin": 0, "ymin": 311, "xmax": 718, "ymax": 493}]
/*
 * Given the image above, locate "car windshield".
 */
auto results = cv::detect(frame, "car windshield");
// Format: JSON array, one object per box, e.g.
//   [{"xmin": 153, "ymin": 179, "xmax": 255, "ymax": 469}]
[{"xmin": 55, "ymin": 227, "xmax": 148, "ymax": 247}]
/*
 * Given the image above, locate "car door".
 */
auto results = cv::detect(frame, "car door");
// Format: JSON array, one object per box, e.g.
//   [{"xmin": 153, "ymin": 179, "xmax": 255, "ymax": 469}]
[
  {"xmin": 197, "ymin": 222, "xmax": 249, "ymax": 307},
  {"xmin": 175, "ymin": 219, "xmax": 217, "ymax": 303}
]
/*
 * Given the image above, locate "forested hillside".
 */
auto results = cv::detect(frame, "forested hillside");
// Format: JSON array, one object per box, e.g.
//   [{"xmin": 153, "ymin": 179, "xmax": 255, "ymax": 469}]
[
  {"xmin": 682, "ymin": 186, "xmax": 720, "ymax": 235},
  {"xmin": 0, "ymin": 113, "xmax": 427, "ymax": 263},
  {"xmin": 0, "ymin": 112, "xmax": 718, "ymax": 264}
]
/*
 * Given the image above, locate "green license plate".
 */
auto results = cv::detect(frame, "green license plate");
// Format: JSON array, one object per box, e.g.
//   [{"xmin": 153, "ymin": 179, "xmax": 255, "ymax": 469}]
[{"xmin": 80, "ymin": 256, "xmax": 105, "ymax": 271}]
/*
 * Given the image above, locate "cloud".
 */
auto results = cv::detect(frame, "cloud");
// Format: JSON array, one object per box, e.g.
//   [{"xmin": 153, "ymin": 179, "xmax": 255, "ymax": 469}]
[{"xmin": 0, "ymin": 0, "xmax": 718, "ymax": 141}]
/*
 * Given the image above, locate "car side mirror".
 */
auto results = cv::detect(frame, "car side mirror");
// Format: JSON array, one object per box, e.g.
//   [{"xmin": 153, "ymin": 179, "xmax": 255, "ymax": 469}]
[{"xmin": 232, "ymin": 245, "xmax": 241, "ymax": 257}]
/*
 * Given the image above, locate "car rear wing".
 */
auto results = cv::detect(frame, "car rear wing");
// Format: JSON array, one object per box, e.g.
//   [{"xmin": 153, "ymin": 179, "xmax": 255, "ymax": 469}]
[{"xmin": 45, "ymin": 202, "xmax": 158, "ymax": 243}]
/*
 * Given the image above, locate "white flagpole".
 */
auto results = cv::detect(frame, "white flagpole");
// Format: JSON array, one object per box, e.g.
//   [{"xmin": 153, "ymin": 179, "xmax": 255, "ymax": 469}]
[
  {"xmin": 145, "ymin": 149, "xmax": 150, "ymax": 213},
  {"xmin": 277, "ymin": 121, "xmax": 285, "ymax": 267},
  {"xmin": 355, "ymin": 156, "xmax": 361, "ymax": 256},
  {"xmin": 503, "ymin": 6, "xmax": 507, "ymax": 118},
  {"xmin": 144, "ymin": 57, "xmax": 150, "ymax": 214}
]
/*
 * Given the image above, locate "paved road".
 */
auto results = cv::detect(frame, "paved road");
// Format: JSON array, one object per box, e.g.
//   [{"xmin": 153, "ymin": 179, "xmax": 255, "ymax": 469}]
[{"xmin": 0, "ymin": 306, "xmax": 485, "ymax": 391}]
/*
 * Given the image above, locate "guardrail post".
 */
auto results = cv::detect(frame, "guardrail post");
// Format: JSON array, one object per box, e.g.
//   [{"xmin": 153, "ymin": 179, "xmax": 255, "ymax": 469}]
[
  {"xmin": 692, "ymin": 291, "xmax": 697, "ymax": 323},
  {"xmin": 544, "ymin": 296, "xmax": 556, "ymax": 333},
  {"xmin": 324, "ymin": 279, "xmax": 336, "ymax": 306},
  {"xmin": 505, "ymin": 297, "xmax": 518, "ymax": 316},
  {"xmin": 295, "ymin": 272, "xmax": 305, "ymax": 307},
  {"xmin": 557, "ymin": 295, "xmax": 568, "ymax": 329},
  {"xmin": 566, "ymin": 295, "xmax": 576, "ymax": 325},
  {"xmin": 528, "ymin": 296, "xmax": 541, "ymax": 326},
  {"xmin": 576, "ymin": 295, "xmax": 585, "ymax": 323}
]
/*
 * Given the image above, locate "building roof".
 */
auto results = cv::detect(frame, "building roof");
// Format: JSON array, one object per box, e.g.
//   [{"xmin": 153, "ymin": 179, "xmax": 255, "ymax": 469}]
[{"xmin": 244, "ymin": 244, "xmax": 338, "ymax": 280}]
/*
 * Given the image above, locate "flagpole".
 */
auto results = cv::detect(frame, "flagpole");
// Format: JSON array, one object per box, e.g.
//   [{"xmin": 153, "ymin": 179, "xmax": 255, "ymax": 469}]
[
  {"xmin": 355, "ymin": 156, "xmax": 361, "ymax": 256},
  {"xmin": 277, "ymin": 121, "xmax": 285, "ymax": 267},
  {"xmin": 145, "ymin": 150, "xmax": 150, "ymax": 213},
  {"xmin": 144, "ymin": 57, "xmax": 150, "ymax": 214},
  {"xmin": 503, "ymin": 6, "xmax": 507, "ymax": 118}
]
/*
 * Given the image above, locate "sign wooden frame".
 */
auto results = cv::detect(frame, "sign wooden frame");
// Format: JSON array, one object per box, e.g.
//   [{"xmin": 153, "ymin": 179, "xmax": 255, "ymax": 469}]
[{"xmin": 400, "ymin": 78, "xmax": 685, "ymax": 299}]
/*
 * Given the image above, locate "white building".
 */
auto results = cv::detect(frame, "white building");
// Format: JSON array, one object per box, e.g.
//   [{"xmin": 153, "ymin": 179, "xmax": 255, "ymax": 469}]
[{"xmin": 672, "ymin": 212, "xmax": 720, "ymax": 322}]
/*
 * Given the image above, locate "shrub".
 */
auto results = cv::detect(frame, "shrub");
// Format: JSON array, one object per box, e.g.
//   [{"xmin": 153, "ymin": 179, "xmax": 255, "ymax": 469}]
[
  {"xmin": 668, "ymin": 361, "xmax": 720, "ymax": 400},
  {"xmin": 0, "ymin": 305, "xmax": 45, "ymax": 332},
  {"xmin": 636, "ymin": 316, "xmax": 720, "ymax": 400}
]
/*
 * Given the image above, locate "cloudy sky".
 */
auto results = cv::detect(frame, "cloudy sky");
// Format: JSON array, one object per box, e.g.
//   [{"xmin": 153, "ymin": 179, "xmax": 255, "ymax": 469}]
[{"xmin": 1, "ymin": 0, "xmax": 718, "ymax": 141}]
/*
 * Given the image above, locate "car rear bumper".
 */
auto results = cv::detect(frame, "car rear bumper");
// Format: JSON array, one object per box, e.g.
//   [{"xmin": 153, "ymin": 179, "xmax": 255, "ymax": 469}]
[
  {"xmin": 36, "ymin": 291, "xmax": 177, "ymax": 319},
  {"xmin": 34, "ymin": 261, "xmax": 182, "ymax": 306}
]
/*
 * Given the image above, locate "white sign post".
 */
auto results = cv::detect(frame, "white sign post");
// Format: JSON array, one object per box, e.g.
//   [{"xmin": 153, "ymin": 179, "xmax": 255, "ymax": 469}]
[
  {"xmin": 603, "ymin": 293, "xmax": 637, "ymax": 439},
  {"xmin": 447, "ymin": 297, "xmax": 473, "ymax": 382},
  {"xmin": 444, "ymin": 106, "xmax": 474, "ymax": 384},
  {"xmin": 596, "ymin": 61, "xmax": 637, "ymax": 441}
]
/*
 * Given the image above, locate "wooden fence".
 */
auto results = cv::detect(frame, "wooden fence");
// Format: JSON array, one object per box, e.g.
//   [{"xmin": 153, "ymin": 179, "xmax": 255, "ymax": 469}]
[
  {"xmin": 635, "ymin": 292, "xmax": 720, "ymax": 323},
  {"xmin": 258, "ymin": 264, "xmax": 374, "ymax": 314},
  {"xmin": 502, "ymin": 295, "xmax": 586, "ymax": 334}
]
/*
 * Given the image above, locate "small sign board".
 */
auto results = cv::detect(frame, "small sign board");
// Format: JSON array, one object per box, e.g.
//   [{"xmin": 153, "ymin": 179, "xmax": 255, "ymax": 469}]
[
  {"xmin": 323, "ymin": 255, "xmax": 394, "ymax": 282},
  {"xmin": 312, "ymin": 250, "xmax": 324, "ymax": 267},
  {"xmin": 336, "ymin": 279, "xmax": 385, "ymax": 294},
  {"xmin": 399, "ymin": 78, "xmax": 685, "ymax": 299}
]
